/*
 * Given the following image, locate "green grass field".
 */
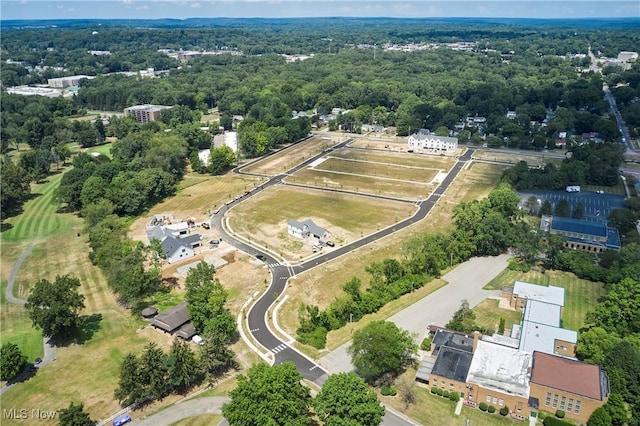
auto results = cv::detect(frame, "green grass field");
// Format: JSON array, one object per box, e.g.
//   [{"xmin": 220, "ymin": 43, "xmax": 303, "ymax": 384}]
[
  {"xmin": 381, "ymin": 374, "xmax": 525, "ymax": 426},
  {"xmin": 0, "ymin": 282, "xmax": 44, "ymax": 361},
  {"xmin": 86, "ymin": 142, "xmax": 114, "ymax": 158},
  {"xmin": 472, "ymin": 299, "xmax": 523, "ymax": 334},
  {"xmin": 1, "ymin": 173, "xmax": 73, "ymax": 243},
  {"xmin": 484, "ymin": 268, "xmax": 604, "ymax": 331}
]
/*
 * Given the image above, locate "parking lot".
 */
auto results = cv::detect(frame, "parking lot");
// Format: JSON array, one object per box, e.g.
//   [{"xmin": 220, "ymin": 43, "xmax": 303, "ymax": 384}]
[{"xmin": 519, "ymin": 190, "xmax": 625, "ymax": 222}]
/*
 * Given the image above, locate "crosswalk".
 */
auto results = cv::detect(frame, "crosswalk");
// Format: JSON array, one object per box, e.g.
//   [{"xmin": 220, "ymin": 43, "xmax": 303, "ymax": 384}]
[
  {"xmin": 266, "ymin": 262, "xmax": 280, "ymax": 268},
  {"xmin": 271, "ymin": 343, "xmax": 288, "ymax": 354}
]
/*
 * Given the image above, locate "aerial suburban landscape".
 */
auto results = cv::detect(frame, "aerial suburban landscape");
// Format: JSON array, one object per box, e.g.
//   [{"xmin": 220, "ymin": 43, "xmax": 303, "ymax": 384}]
[{"xmin": 1, "ymin": 2, "xmax": 640, "ymax": 425}]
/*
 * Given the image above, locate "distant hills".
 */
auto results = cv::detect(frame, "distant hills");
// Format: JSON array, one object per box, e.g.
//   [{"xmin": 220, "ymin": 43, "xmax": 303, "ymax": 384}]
[{"xmin": 2, "ymin": 17, "xmax": 639, "ymax": 30}]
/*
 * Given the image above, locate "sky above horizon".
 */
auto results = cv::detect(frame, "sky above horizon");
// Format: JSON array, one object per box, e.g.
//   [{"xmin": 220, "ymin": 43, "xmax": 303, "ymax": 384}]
[{"xmin": 2, "ymin": 0, "xmax": 639, "ymax": 21}]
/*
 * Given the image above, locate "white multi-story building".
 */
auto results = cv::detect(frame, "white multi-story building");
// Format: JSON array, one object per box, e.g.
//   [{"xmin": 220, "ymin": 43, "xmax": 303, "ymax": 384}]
[{"xmin": 408, "ymin": 129, "xmax": 458, "ymax": 152}]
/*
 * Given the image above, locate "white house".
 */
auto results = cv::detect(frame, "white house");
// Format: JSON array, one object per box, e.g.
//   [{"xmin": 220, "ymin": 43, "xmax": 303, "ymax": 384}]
[
  {"xmin": 408, "ymin": 129, "xmax": 458, "ymax": 152},
  {"xmin": 287, "ymin": 219, "xmax": 330, "ymax": 242},
  {"xmin": 160, "ymin": 234, "xmax": 201, "ymax": 264}
]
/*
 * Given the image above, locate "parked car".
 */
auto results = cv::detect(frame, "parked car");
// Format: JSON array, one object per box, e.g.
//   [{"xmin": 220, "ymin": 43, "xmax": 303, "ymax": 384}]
[
  {"xmin": 256, "ymin": 254, "xmax": 266, "ymax": 261},
  {"xmin": 201, "ymin": 222, "xmax": 210, "ymax": 229},
  {"xmin": 113, "ymin": 414, "xmax": 132, "ymax": 426},
  {"xmin": 326, "ymin": 241, "xmax": 335, "ymax": 247}
]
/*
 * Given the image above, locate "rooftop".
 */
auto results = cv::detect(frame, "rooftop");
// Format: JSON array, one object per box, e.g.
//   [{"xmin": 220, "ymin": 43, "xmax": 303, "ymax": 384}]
[
  {"xmin": 523, "ymin": 299, "xmax": 561, "ymax": 327},
  {"xmin": 431, "ymin": 346, "xmax": 474, "ymax": 383},
  {"xmin": 150, "ymin": 302, "xmax": 190, "ymax": 333},
  {"xmin": 512, "ymin": 281, "xmax": 565, "ymax": 307},
  {"xmin": 432, "ymin": 329, "xmax": 474, "ymax": 356},
  {"xmin": 531, "ymin": 351, "xmax": 609, "ymax": 401},
  {"xmin": 550, "ymin": 216, "xmax": 607, "ymax": 238},
  {"xmin": 518, "ymin": 320, "xmax": 577, "ymax": 357},
  {"xmin": 124, "ymin": 104, "xmax": 172, "ymax": 112},
  {"xmin": 467, "ymin": 340, "xmax": 531, "ymax": 398}
]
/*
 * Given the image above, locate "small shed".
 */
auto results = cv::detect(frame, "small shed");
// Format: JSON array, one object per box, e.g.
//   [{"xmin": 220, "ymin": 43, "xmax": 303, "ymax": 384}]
[{"xmin": 141, "ymin": 306, "xmax": 158, "ymax": 318}]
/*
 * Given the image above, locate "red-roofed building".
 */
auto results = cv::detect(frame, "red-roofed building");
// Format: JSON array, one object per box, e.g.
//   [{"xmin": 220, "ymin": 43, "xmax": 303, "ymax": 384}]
[{"xmin": 530, "ymin": 351, "xmax": 609, "ymax": 422}]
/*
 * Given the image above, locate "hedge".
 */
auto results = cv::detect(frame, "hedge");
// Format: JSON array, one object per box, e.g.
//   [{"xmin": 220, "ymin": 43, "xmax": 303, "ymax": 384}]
[
  {"xmin": 555, "ymin": 410, "xmax": 565, "ymax": 419},
  {"xmin": 479, "ymin": 402, "xmax": 488, "ymax": 412},
  {"xmin": 488, "ymin": 405, "xmax": 496, "ymax": 413},
  {"xmin": 500, "ymin": 406, "xmax": 509, "ymax": 416},
  {"xmin": 543, "ymin": 417, "xmax": 573, "ymax": 426},
  {"xmin": 381, "ymin": 385, "xmax": 397, "ymax": 396}
]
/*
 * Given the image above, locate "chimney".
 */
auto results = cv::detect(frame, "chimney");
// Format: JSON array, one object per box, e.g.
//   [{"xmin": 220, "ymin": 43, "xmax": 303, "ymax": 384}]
[{"xmin": 472, "ymin": 330, "xmax": 481, "ymax": 353}]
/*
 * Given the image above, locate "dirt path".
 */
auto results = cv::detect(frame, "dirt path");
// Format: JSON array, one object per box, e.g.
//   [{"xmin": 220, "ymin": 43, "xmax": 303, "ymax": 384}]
[{"xmin": 5, "ymin": 243, "xmax": 33, "ymax": 305}]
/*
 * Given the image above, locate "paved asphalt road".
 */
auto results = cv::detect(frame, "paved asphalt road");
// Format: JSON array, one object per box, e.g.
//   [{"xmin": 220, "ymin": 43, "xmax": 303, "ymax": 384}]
[
  {"xmin": 603, "ymin": 83, "xmax": 635, "ymax": 152},
  {"xmin": 318, "ymin": 254, "xmax": 510, "ymax": 374},
  {"xmin": 211, "ymin": 143, "xmax": 475, "ymax": 383},
  {"xmin": 131, "ymin": 396, "xmax": 230, "ymax": 426}
]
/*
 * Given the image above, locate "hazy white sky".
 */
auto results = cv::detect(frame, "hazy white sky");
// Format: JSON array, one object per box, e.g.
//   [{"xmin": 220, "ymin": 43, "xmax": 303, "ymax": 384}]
[{"xmin": 2, "ymin": 0, "xmax": 639, "ymax": 20}]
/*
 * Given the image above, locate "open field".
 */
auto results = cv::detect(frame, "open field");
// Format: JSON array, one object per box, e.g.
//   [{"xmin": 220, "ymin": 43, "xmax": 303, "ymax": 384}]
[
  {"xmin": 316, "ymin": 157, "xmax": 439, "ymax": 182},
  {"xmin": 484, "ymin": 268, "xmax": 604, "ymax": 331},
  {"xmin": 241, "ymin": 136, "xmax": 336, "ymax": 175},
  {"xmin": 278, "ymin": 162, "xmax": 508, "ymax": 342},
  {"xmin": 86, "ymin": 142, "xmax": 114, "ymax": 158},
  {"xmin": 473, "ymin": 149, "xmax": 564, "ymax": 167},
  {"xmin": 381, "ymin": 370, "xmax": 524, "ymax": 426},
  {"xmin": 332, "ymin": 147, "xmax": 456, "ymax": 169},
  {"xmin": 128, "ymin": 172, "xmax": 261, "ymax": 242},
  {"xmin": 472, "ymin": 299, "xmax": 523, "ymax": 335},
  {"xmin": 286, "ymin": 168, "xmax": 432, "ymax": 200},
  {"xmin": 227, "ymin": 185, "xmax": 417, "ymax": 260},
  {"xmin": 0, "ymin": 168, "xmax": 262, "ymax": 424}
]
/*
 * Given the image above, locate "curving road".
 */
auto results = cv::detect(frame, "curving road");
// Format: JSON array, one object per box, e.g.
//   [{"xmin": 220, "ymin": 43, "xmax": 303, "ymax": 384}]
[
  {"xmin": 208, "ymin": 141, "xmax": 473, "ymax": 425},
  {"xmin": 1, "ymin": 243, "xmax": 56, "ymax": 396}
]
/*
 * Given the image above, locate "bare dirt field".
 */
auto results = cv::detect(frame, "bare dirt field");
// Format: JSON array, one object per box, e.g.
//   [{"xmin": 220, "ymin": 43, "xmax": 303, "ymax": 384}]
[
  {"xmin": 241, "ymin": 136, "xmax": 338, "ymax": 176},
  {"xmin": 332, "ymin": 147, "xmax": 456, "ymax": 170},
  {"xmin": 286, "ymin": 168, "xmax": 433, "ymax": 200},
  {"xmin": 316, "ymin": 157, "xmax": 439, "ymax": 182},
  {"xmin": 473, "ymin": 149, "xmax": 564, "ymax": 166},
  {"xmin": 278, "ymin": 162, "xmax": 508, "ymax": 343},
  {"xmin": 349, "ymin": 136, "xmax": 466, "ymax": 157},
  {"xmin": 226, "ymin": 185, "xmax": 417, "ymax": 260}
]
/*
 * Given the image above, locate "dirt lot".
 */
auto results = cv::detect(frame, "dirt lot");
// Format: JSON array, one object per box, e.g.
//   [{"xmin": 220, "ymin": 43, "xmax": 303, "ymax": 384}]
[
  {"xmin": 278, "ymin": 162, "xmax": 508, "ymax": 339},
  {"xmin": 286, "ymin": 168, "xmax": 433, "ymax": 200},
  {"xmin": 226, "ymin": 185, "xmax": 417, "ymax": 260},
  {"xmin": 332, "ymin": 148, "xmax": 456, "ymax": 170},
  {"xmin": 473, "ymin": 149, "xmax": 564, "ymax": 166},
  {"xmin": 316, "ymin": 157, "xmax": 439, "ymax": 182},
  {"xmin": 241, "ymin": 136, "xmax": 338, "ymax": 176}
]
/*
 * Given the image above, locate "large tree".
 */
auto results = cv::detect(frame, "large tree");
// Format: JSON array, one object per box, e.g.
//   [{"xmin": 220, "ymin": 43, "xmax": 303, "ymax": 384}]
[
  {"xmin": 25, "ymin": 275, "xmax": 85, "ymax": 341},
  {"xmin": 348, "ymin": 320, "xmax": 417, "ymax": 385},
  {"xmin": 185, "ymin": 262, "xmax": 236, "ymax": 341},
  {"xmin": 114, "ymin": 353, "xmax": 145, "ymax": 407},
  {"xmin": 198, "ymin": 330, "xmax": 237, "ymax": 385},
  {"xmin": 0, "ymin": 342, "xmax": 28, "ymax": 381},
  {"xmin": 222, "ymin": 362, "xmax": 311, "ymax": 426},
  {"xmin": 0, "ymin": 160, "xmax": 31, "ymax": 220},
  {"xmin": 312, "ymin": 372, "xmax": 385, "ymax": 426},
  {"xmin": 166, "ymin": 339, "xmax": 200, "ymax": 393},
  {"xmin": 57, "ymin": 402, "xmax": 96, "ymax": 426}
]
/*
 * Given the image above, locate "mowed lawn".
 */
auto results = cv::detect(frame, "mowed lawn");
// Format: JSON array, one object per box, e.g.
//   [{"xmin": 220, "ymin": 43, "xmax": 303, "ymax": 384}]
[
  {"xmin": 381, "ymin": 371, "xmax": 522, "ymax": 426},
  {"xmin": 472, "ymin": 299, "xmax": 524, "ymax": 334},
  {"xmin": 278, "ymin": 163, "xmax": 507, "ymax": 339},
  {"xmin": 485, "ymin": 268, "xmax": 604, "ymax": 331},
  {"xmin": 228, "ymin": 185, "xmax": 416, "ymax": 238},
  {"xmin": 0, "ymin": 168, "xmax": 171, "ymax": 424}
]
